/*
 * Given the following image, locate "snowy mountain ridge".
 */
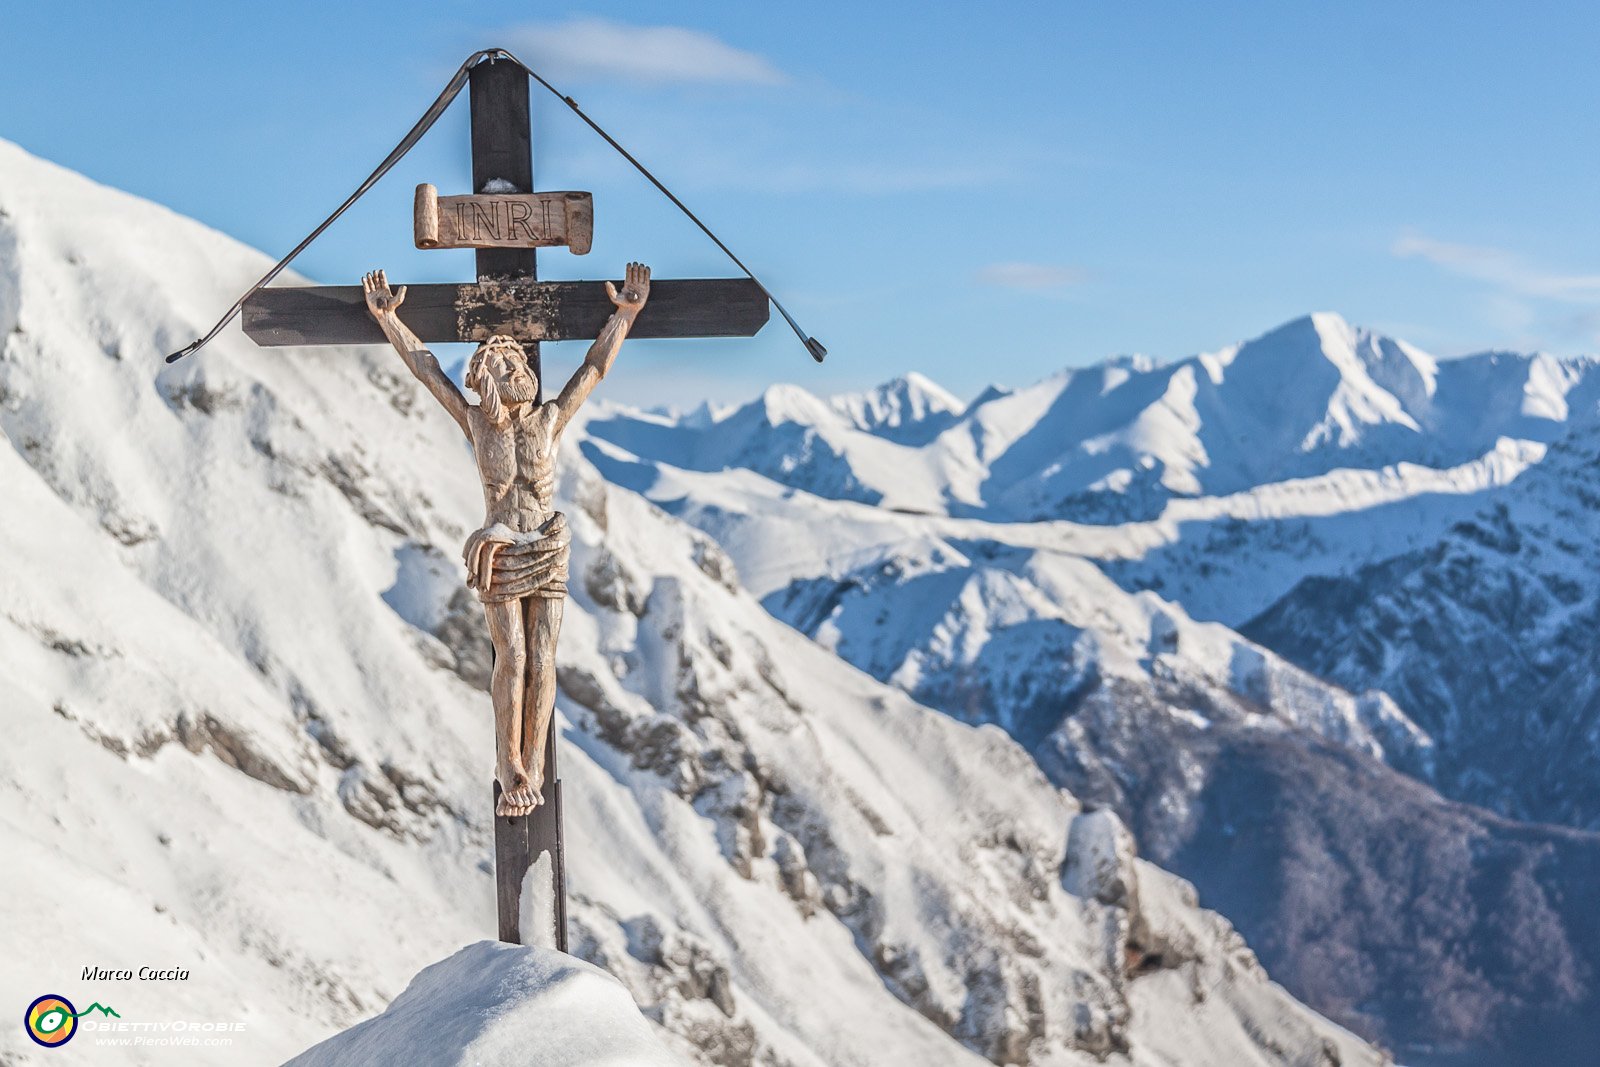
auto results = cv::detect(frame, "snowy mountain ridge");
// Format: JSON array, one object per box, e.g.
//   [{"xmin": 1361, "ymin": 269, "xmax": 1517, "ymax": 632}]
[{"xmin": 587, "ymin": 313, "xmax": 1599, "ymax": 525}]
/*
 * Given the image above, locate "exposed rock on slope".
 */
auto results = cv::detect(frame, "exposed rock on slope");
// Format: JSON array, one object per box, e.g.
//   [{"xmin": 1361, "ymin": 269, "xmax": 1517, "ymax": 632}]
[
  {"xmin": 1170, "ymin": 731, "xmax": 1600, "ymax": 1066},
  {"xmin": 1242, "ymin": 422, "xmax": 1600, "ymax": 831},
  {"xmin": 762, "ymin": 529, "xmax": 1600, "ymax": 1057}
]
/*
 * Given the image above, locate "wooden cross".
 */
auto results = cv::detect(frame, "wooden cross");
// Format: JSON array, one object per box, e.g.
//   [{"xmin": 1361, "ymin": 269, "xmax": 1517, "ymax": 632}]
[{"xmin": 241, "ymin": 58, "xmax": 769, "ymax": 951}]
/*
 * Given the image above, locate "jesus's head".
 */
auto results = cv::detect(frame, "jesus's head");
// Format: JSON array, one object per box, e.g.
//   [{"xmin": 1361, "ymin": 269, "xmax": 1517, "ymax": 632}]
[{"xmin": 465, "ymin": 335, "xmax": 538, "ymax": 420}]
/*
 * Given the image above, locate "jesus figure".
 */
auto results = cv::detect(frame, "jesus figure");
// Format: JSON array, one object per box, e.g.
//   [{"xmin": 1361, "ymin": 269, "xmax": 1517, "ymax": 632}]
[{"xmin": 362, "ymin": 263, "xmax": 651, "ymax": 815}]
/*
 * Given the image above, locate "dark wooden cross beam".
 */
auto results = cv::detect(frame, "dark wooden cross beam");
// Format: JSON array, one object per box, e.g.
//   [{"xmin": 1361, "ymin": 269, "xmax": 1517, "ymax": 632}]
[
  {"xmin": 239, "ymin": 58, "xmax": 767, "ymax": 953},
  {"xmin": 242, "ymin": 278, "xmax": 768, "ymax": 347}
]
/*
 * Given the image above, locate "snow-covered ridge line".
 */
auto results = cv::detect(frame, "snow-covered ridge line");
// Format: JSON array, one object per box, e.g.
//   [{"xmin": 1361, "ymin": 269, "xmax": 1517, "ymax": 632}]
[
  {"xmin": 1152, "ymin": 434, "xmax": 1544, "ymax": 526},
  {"xmin": 597, "ymin": 433, "xmax": 1542, "ymax": 606},
  {"xmin": 589, "ymin": 312, "xmax": 1598, "ymax": 524}
]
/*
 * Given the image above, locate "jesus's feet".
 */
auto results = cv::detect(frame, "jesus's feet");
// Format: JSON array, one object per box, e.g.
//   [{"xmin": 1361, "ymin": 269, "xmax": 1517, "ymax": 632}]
[{"xmin": 496, "ymin": 764, "xmax": 541, "ymax": 817}]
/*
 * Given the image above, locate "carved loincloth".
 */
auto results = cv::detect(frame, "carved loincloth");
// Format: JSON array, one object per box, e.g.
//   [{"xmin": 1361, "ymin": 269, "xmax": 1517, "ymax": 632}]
[{"xmin": 463, "ymin": 513, "xmax": 571, "ymax": 603}]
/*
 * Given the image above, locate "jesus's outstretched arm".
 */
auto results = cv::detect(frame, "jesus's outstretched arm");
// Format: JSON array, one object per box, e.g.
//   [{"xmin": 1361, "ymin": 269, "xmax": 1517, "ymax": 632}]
[
  {"xmin": 551, "ymin": 262, "xmax": 650, "ymax": 432},
  {"xmin": 363, "ymin": 269, "xmax": 473, "ymax": 437}
]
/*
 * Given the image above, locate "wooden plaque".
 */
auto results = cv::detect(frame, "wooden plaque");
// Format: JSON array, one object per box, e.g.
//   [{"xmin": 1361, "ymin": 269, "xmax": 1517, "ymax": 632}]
[{"xmin": 414, "ymin": 183, "xmax": 593, "ymax": 255}]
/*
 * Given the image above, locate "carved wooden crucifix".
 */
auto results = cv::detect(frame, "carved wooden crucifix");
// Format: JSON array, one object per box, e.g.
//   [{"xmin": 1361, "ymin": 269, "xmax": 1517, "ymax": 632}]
[{"xmin": 240, "ymin": 58, "xmax": 768, "ymax": 951}]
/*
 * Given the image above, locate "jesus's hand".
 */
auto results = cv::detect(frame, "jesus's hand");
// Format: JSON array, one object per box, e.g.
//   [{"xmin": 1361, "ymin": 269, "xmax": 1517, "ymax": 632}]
[
  {"xmin": 362, "ymin": 269, "xmax": 408, "ymax": 320},
  {"xmin": 463, "ymin": 526, "xmax": 516, "ymax": 593},
  {"xmin": 604, "ymin": 262, "xmax": 650, "ymax": 314}
]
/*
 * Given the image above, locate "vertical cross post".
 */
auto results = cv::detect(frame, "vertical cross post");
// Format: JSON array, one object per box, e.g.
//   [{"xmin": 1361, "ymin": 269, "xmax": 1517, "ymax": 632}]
[{"xmin": 472, "ymin": 57, "xmax": 567, "ymax": 953}]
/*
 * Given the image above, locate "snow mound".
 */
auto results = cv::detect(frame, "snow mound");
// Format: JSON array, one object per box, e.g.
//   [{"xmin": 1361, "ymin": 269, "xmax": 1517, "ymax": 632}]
[{"xmin": 287, "ymin": 942, "xmax": 682, "ymax": 1067}]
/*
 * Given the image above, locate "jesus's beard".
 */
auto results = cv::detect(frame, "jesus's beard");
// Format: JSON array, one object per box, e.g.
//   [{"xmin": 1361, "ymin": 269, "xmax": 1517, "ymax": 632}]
[{"xmin": 498, "ymin": 378, "xmax": 539, "ymax": 405}]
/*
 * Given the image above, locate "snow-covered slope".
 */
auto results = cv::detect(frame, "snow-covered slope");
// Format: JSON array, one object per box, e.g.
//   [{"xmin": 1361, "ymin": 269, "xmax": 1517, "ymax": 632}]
[
  {"xmin": 0, "ymin": 139, "xmax": 1380, "ymax": 1067},
  {"xmin": 669, "ymin": 472, "xmax": 1600, "ymax": 1062}
]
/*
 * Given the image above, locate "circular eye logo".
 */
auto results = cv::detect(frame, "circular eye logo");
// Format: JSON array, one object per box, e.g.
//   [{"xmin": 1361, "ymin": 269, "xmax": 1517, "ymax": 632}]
[{"xmin": 25, "ymin": 994, "xmax": 78, "ymax": 1048}]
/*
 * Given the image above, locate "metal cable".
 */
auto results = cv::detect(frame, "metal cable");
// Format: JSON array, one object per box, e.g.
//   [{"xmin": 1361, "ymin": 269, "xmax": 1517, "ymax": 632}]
[
  {"xmin": 499, "ymin": 50, "xmax": 827, "ymax": 363},
  {"xmin": 166, "ymin": 48, "xmax": 824, "ymax": 364},
  {"xmin": 165, "ymin": 50, "xmax": 492, "ymax": 363}
]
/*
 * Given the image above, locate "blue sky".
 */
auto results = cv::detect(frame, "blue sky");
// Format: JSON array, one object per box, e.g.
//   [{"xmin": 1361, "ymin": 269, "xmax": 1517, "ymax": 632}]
[{"xmin": 5, "ymin": 2, "xmax": 1600, "ymax": 406}]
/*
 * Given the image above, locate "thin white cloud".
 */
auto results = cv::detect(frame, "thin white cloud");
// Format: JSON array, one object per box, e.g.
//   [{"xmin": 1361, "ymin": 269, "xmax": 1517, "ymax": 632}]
[
  {"xmin": 507, "ymin": 18, "xmax": 788, "ymax": 87},
  {"xmin": 1391, "ymin": 230, "xmax": 1600, "ymax": 350},
  {"xmin": 1391, "ymin": 232, "xmax": 1600, "ymax": 304},
  {"xmin": 975, "ymin": 262, "xmax": 1090, "ymax": 292}
]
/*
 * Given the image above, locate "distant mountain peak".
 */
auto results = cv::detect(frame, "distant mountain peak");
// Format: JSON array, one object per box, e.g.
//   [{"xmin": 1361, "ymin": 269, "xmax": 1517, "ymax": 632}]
[
  {"xmin": 751, "ymin": 382, "xmax": 837, "ymax": 427},
  {"xmin": 1240, "ymin": 313, "xmax": 1435, "ymax": 375},
  {"xmin": 1237, "ymin": 311, "xmax": 1356, "ymax": 355},
  {"xmin": 1100, "ymin": 353, "xmax": 1162, "ymax": 373},
  {"xmin": 832, "ymin": 372, "xmax": 961, "ymax": 419},
  {"xmin": 829, "ymin": 372, "xmax": 964, "ymax": 443},
  {"xmin": 1306, "ymin": 309, "xmax": 1352, "ymax": 334}
]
